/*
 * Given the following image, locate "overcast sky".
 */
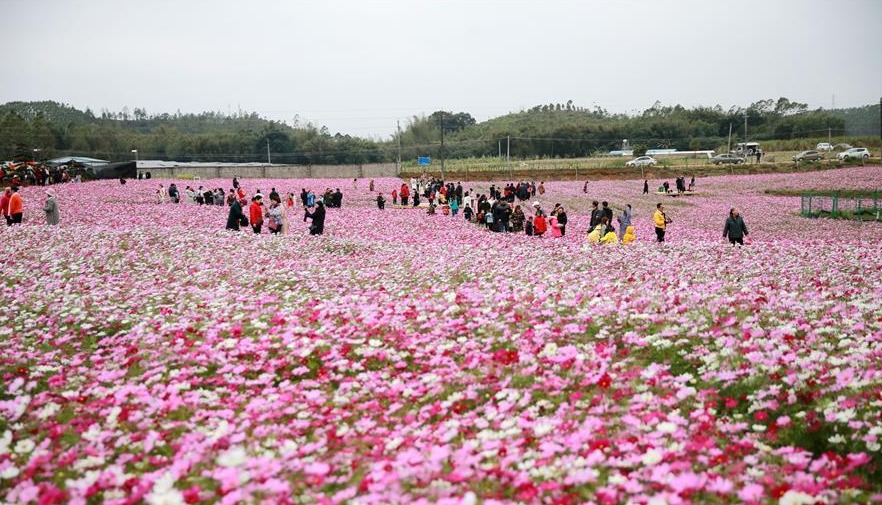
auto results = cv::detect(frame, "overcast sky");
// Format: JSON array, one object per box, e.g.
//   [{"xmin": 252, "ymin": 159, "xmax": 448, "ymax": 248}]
[{"xmin": 1, "ymin": 0, "xmax": 879, "ymax": 139}]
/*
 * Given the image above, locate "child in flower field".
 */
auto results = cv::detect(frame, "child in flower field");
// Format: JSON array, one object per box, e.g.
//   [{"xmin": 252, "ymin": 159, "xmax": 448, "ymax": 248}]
[
  {"xmin": 391, "ymin": 189, "xmax": 398, "ymax": 205},
  {"xmin": 376, "ymin": 193, "xmax": 386, "ymax": 210},
  {"xmin": 622, "ymin": 225, "xmax": 636, "ymax": 244},
  {"xmin": 549, "ymin": 213, "xmax": 561, "ymax": 238}
]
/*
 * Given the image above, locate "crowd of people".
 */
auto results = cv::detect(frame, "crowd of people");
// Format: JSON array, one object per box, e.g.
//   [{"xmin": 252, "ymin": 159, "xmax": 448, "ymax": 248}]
[
  {"xmin": 1, "ymin": 174, "xmax": 750, "ymax": 245},
  {"xmin": 222, "ymin": 183, "xmax": 332, "ymax": 235}
]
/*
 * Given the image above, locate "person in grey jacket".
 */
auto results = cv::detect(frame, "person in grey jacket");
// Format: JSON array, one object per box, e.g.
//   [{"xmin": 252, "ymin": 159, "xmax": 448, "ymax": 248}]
[
  {"xmin": 43, "ymin": 189, "xmax": 59, "ymax": 225},
  {"xmin": 617, "ymin": 204, "xmax": 632, "ymax": 242},
  {"xmin": 723, "ymin": 208, "xmax": 748, "ymax": 245}
]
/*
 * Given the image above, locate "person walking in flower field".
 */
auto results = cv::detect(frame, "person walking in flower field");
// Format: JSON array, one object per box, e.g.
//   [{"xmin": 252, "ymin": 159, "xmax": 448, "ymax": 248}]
[{"xmin": 723, "ymin": 207, "xmax": 749, "ymax": 245}]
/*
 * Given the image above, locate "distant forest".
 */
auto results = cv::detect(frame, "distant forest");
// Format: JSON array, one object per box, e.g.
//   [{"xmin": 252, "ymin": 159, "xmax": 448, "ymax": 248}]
[{"xmin": 0, "ymin": 99, "xmax": 879, "ymax": 164}]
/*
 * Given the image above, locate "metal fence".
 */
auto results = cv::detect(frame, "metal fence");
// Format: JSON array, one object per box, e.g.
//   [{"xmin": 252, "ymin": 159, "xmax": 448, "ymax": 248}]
[{"xmin": 801, "ymin": 192, "xmax": 882, "ymax": 221}]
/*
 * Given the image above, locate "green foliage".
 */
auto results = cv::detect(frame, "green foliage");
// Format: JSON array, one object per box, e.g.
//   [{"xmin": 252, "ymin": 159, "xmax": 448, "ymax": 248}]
[
  {"xmin": 632, "ymin": 144, "xmax": 647, "ymax": 157},
  {"xmin": 0, "ymin": 99, "xmax": 877, "ymax": 165}
]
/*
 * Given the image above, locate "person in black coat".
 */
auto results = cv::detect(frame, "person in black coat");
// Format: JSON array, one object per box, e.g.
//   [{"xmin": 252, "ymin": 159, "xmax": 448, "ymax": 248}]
[
  {"xmin": 304, "ymin": 200, "xmax": 326, "ymax": 235},
  {"xmin": 225, "ymin": 199, "xmax": 246, "ymax": 231},
  {"xmin": 601, "ymin": 201, "xmax": 613, "ymax": 224},
  {"xmin": 723, "ymin": 208, "xmax": 749, "ymax": 245},
  {"xmin": 589, "ymin": 201, "xmax": 602, "ymax": 229}
]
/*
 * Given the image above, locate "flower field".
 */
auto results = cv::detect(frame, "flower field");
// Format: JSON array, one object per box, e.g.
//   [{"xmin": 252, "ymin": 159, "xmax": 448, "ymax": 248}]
[{"xmin": 2, "ymin": 167, "xmax": 882, "ymax": 504}]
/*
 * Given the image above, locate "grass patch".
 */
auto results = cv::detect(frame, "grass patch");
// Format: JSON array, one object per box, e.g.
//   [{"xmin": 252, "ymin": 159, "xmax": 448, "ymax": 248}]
[{"xmin": 765, "ymin": 189, "xmax": 882, "ymax": 198}]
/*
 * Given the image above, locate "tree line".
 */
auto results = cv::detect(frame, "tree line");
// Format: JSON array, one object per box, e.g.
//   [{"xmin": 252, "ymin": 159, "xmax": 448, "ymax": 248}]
[{"xmin": 0, "ymin": 99, "xmax": 877, "ymax": 164}]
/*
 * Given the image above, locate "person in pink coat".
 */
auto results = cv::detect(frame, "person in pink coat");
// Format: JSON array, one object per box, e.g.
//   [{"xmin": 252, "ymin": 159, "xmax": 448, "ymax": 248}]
[{"xmin": 548, "ymin": 212, "xmax": 562, "ymax": 238}]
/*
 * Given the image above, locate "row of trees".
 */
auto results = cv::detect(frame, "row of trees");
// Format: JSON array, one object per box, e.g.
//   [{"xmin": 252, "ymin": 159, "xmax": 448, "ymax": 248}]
[{"xmin": 0, "ymin": 99, "xmax": 877, "ymax": 164}]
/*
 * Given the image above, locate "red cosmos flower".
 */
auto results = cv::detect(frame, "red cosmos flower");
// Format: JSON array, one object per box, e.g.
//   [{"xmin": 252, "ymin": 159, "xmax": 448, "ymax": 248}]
[
  {"xmin": 596, "ymin": 374, "xmax": 611, "ymax": 389},
  {"xmin": 182, "ymin": 486, "xmax": 202, "ymax": 504},
  {"xmin": 515, "ymin": 481, "xmax": 539, "ymax": 501},
  {"xmin": 754, "ymin": 411, "xmax": 769, "ymax": 422},
  {"xmin": 492, "ymin": 349, "xmax": 519, "ymax": 365}
]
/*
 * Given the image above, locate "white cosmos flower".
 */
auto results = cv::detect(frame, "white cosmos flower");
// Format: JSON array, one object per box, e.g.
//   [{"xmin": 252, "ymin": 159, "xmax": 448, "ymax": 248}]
[
  {"xmin": 217, "ymin": 446, "xmax": 248, "ymax": 467},
  {"xmin": 641, "ymin": 449, "xmax": 663, "ymax": 466},
  {"xmin": 145, "ymin": 472, "xmax": 185, "ymax": 505}
]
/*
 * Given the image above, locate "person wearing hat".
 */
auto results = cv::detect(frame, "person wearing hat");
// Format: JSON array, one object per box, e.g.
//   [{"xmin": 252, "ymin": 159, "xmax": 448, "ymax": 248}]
[
  {"xmin": 43, "ymin": 188, "xmax": 59, "ymax": 225},
  {"xmin": 531, "ymin": 201, "xmax": 545, "ymax": 217},
  {"xmin": 249, "ymin": 195, "xmax": 264, "ymax": 234}
]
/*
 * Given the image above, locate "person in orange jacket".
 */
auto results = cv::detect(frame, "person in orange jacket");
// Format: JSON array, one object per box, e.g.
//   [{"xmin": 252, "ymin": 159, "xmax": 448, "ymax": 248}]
[
  {"xmin": 0, "ymin": 187, "xmax": 11, "ymax": 225},
  {"xmin": 249, "ymin": 195, "xmax": 264, "ymax": 234},
  {"xmin": 8, "ymin": 186, "xmax": 23, "ymax": 225}
]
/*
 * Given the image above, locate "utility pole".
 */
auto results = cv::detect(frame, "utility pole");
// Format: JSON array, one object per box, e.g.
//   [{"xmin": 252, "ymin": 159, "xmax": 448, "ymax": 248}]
[
  {"xmin": 498, "ymin": 139, "xmax": 502, "ymax": 159},
  {"xmin": 744, "ymin": 112, "xmax": 748, "ymax": 161},
  {"xmin": 439, "ymin": 112, "xmax": 446, "ymax": 180},
  {"xmin": 266, "ymin": 139, "xmax": 271, "ymax": 164},
  {"xmin": 397, "ymin": 120, "xmax": 402, "ymax": 176},
  {"xmin": 727, "ymin": 123, "xmax": 732, "ymax": 154},
  {"xmin": 506, "ymin": 135, "xmax": 510, "ymax": 162}
]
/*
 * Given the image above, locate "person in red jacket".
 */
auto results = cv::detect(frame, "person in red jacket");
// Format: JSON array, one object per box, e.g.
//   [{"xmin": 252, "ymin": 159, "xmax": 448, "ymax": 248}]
[
  {"xmin": 400, "ymin": 183, "xmax": 410, "ymax": 206},
  {"xmin": 0, "ymin": 187, "xmax": 11, "ymax": 225},
  {"xmin": 8, "ymin": 186, "xmax": 23, "ymax": 225},
  {"xmin": 533, "ymin": 212, "xmax": 548, "ymax": 236},
  {"xmin": 391, "ymin": 189, "xmax": 398, "ymax": 205},
  {"xmin": 249, "ymin": 195, "xmax": 264, "ymax": 234}
]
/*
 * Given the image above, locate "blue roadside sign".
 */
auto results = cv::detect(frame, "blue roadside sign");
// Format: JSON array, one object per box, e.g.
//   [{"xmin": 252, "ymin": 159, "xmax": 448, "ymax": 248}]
[{"xmin": 418, "ymin": 157, "xmax": 431, "ymax": 166}]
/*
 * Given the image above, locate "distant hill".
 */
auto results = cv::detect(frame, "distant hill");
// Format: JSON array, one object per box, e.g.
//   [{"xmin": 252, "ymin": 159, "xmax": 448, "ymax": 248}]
[
  {"xmin": 0, "ymin": 100, "xmax": 98, "ymax": 125},
  {"xmin": 0, "ymin": 99, "xmax": 878, "ymax": 163}
]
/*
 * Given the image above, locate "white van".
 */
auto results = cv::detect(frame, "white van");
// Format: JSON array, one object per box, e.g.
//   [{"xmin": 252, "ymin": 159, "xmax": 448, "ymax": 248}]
[{"xmin": 734, "ymin": 142, "xmax": 760, "ymax": 156}]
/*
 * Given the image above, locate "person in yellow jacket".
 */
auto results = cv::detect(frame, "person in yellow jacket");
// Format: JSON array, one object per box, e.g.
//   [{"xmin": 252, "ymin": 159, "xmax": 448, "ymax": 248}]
[
  {"xmin": 653, "ymin": 203, "xmax": 671, "ymax": 242},
  {"xmin": 622, "ymin": 225, "xmax": 636, "ymax": 244},
  {"xmin": 600, "ymin": 231, "xmax": 619, "ymax": 244}
]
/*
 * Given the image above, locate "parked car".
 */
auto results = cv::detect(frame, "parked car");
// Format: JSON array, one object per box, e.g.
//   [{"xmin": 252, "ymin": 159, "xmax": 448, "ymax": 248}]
[
  {"xmin": 816, "ymin": 142, "xmax": 833, "ymax": 152},
  {"xmin": 710, "ymin": 153, "xmax": 746, "ymax": 165},
  {"xmin": 625, "ymin": 156, "xmax": 657, "ymax": 167},
  {"xmin": 792, "ymin": 150, "xmax": 823, "ymax": 162},
  {"xmin": 837, "ymin": 147, "xmax": 870, "ymax": 161}
]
